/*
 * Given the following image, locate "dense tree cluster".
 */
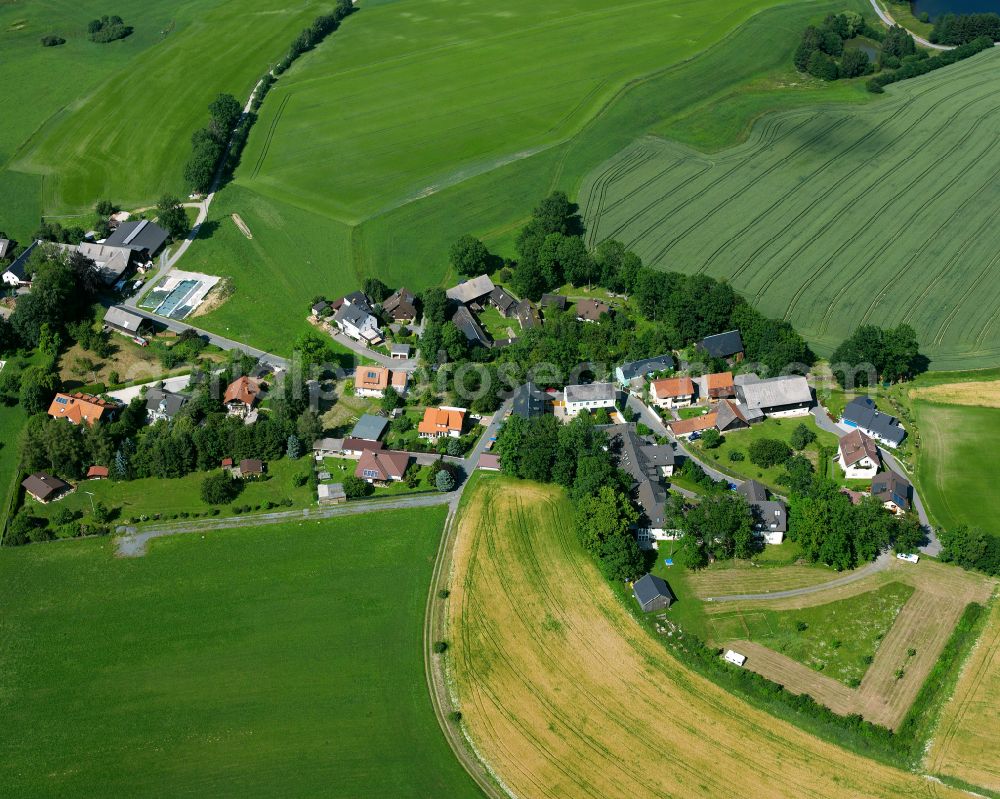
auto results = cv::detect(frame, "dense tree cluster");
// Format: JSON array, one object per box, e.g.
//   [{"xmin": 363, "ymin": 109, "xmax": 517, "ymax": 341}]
[
  {"xmin": 829, "ymin": 323, "xmax": 923, "ymax": 388},
  {"xmin": 868, "ymin": 35, "xmax": 993, "ymax": 92},
  {"xmin": 449, "ymin": 235, "xmax": 496, "ymax": 278},
  {"xmin": 495, "ymin": 413, "xmax": 646, "ymax": 581},
  {"xmin": 938, "ymin": 526, "xmax": 1000, "ymax": 575},
  {"xmin": 88, "ymin": 15, "xmax": 132, "ymax": 43},
  {"xmin": 930, "ymin": 12, "xmax": 1000, "ymax": 44},
  {"xmin": 793, "ymin": 12, "xmax": 874, "ymax": 80},
  {"xmin": 157, "ymin": 195, "xmax": 189, "ymax": 240},
  {"xmin": 9, "ymin": 246, "xmax": 98, "ymax": 348},
  {"xmin": 184, "ymin": 93, "xmax": 242, "ymax": 193},
  {"xmin": 675, "ymin": 493, "xmax": 756, "ymax": 568}
]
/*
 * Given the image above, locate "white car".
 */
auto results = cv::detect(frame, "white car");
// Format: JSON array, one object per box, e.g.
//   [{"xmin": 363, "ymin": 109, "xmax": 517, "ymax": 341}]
[{"xmin": 896, "ymin": 553, "xmax": 919, "ymax": 564}]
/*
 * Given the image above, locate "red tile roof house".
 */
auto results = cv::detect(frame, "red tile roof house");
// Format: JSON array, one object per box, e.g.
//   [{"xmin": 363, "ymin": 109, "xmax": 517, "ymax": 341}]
[
  {"xmin": 223, "ymin": 377, "xmax": 262, "ymax": 418},
  {"xmin": 837, "ymin": 429, "xmax": 881, "ymax": 480},
  {"xmin": 47, "ymin": 392, "xmax": 121, "ymax": 427},
  {"xmin": 418, "ymin": 407, "xmax": 465, "ymax": 439},
  {"xmin": 703, "ymin": 372, "xmax": 735, "ymax": 400},
  {"xmin": 355, "ymin": 449, "xmax": 410, "ymax": 485},
  {"xmin": 649, "ymin": 376, "xmax": 695, "ymax": 409},
  {"xmin": 86, "ymin": 465, "xmax": 109, "ymax": 480}
]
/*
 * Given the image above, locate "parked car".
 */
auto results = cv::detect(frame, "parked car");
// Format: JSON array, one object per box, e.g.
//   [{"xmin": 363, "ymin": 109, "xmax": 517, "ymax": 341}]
[{"xmin": 896, "ymin": 553, "xmax": 919, "ymax": 564}]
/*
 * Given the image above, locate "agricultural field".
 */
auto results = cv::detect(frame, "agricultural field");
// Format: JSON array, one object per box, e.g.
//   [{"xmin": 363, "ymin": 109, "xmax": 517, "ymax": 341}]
[
  {"xmin": 0, "ymin": 507, "xmax": 482, "ymax": 797},
  {"xmin": 448, "ymin": 476, "xmax": 974, "ymax": 797},
  {"xmin": 0, "ymin": 0, "xmax": 330, "ymax": 235},
  {"xmin": 927, "ymin": 600, "xmax": 1000, "ymax": 794},
  {"xmin": 915, "ymin": 400, "xmax": 1000, "ymax": 533},
  {"xmin": 580, "ymin": 48, "xmax": 1000, "ymax": 370},
  {"xmin": 700, "ymin": 559, "xmax": 995, "ymax": 729},
  {"xmin": 708, "ymin": 582, "xmax": 915, "ymax": 685},
  {"xmin": 0, "ymin": 402, "xmax": 29, "ymax": 537},
  {"xmin": 190, "ymin": 0, "xmax": 874, "ymax": 354}
]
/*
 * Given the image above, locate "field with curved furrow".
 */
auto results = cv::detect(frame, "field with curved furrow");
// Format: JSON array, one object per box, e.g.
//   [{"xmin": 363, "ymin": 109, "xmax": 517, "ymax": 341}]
[
  {"xmin": 580, "ymin": 49, "xmax": 1000, "ymax": 370},
  {"xmin": 448, "ymin": 477, "xmax": 973, "ymax": 799}
]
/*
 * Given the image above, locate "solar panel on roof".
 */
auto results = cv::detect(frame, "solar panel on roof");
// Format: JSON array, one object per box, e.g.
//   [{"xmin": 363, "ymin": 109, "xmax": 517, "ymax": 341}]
[{"xmin": 56, "ymin": 397, "xmax": 68, "ymax": 404}]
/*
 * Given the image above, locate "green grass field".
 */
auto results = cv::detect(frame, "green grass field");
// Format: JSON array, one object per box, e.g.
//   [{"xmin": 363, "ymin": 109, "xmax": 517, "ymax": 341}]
[
  {"xmin": 0, "ymin": 403, "xmax": 29, "ymax": 537},
  {"xmin": 706, "ymin": 582, "xmax": 915, "ymax": 685},
  {"xmin": 189, "ymin": 0, "xmax": 873, "ymax": 353},
  {"xmin": 580, "ymin": 49, "xmax": 1000, "ymax": 370},
  {"xmin": 916, "ymin": 400, "xmax": 1000, "ymax": 534},
  {"xmin": 0, "ymin": 507, "xmax": 482, "ymax": 798},
  {"xmin": 0, "ymin": 0, "xmax": 329, "ymax": 235}
]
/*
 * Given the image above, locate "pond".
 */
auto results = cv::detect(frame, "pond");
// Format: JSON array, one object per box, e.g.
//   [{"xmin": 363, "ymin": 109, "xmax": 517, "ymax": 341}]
[
  {"xmin": 911, "ymin": 0, "xmax": 1000, "ymax": 20},
  {"xmin": 845, "ymin": 38, "xmax": 880, "ymax": 60}
]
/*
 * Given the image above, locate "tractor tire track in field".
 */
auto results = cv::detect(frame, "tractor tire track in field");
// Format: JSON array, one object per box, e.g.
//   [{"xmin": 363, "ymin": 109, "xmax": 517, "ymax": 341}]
[
  {"xmin": 727, "ymin": 73, "xmax": 999, "ymax": 293},
  {"xmin": 581, "ymin": 146, "xmax": 654, "ymax": 248},
  {"xmin": 250, "ymin": 92, "xmax": 291, "ymax": 180},
  {"xmin": 778, "ymin": 96, "xmax": 1000, "ymax": 330},
  {"xmin": 747, "ymin": 76, "xmax": 1000, "ymax": 311},
  {"xmin": 606, "ymin": 113, "xmax": 824, "ymax": 254},
  {"xmin": 693, "ymin": 89, "xmax": 931, "ymax": 279}
]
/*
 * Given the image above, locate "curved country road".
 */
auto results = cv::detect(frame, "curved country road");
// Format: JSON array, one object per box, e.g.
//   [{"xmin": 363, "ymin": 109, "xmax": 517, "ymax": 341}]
[
  {"xmin": 867, "ymin": 0, "xmax": 953, "ymax": 50},
  {"xmin": 704, "ymin": 552, "xmax": 893, "ymax": 602}
]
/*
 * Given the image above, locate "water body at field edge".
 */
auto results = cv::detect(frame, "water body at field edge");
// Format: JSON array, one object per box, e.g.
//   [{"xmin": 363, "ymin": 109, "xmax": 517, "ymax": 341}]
[{"xmin": 911, "ymin": 0, "xmax": 1000, "ymax": 19}]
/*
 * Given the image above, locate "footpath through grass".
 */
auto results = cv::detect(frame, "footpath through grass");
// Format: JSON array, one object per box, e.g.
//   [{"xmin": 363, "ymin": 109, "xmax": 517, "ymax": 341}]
[{"xmin": 0, "ymin": 507, "xmax": 482, "ymax": 798}]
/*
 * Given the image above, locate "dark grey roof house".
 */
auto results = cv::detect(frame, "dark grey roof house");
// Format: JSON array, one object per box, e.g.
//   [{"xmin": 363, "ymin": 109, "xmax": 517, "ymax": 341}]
[
  {"xmin": 736, "ymin": 479, "xmax": 768, "ymax": 502},
  {"xmin": 341, "ymin": 290, "xmax": 374, "ymax": 312},
  {"xmin": 633, "ymin": 573, "xmax": 675, "ymax": 612},
  {"xmin": 350, "ymin": 413, "xmax": 389, "ymax": 442},
  {"xmin": 511, "ymin": 382, "xmax": 550, "ymax": 419},
  {"xmin": 488, "ymin": 286, "xmax": 519, "ymax": 317},
  {"xmin": 608, "ymin": 424, "xmax": 676, "ymax": 531},
  {"xmin": 22, "ymin": 472, "xmax": 71, "ymax": 503},
  {"xmin": 311, "ymin": 300, "xmax": 330, "ymax": 316},
  {"xmin": 145, "ymin": 388, "xmax": 188, "ymax": 422},
  {"xmin": 1, "ymin": 241, "xmax": 38, "ymax": 287},
  {"xmin": 104, "ymin": 219, "xmax": 169, "ymax": 257},
  {"xmin": 736, "ymin": 480, "xmax": 787, "ymax": 540},
  {"xmin": 615, "ymin": 354, "xmax": 675, "ymax": 386},
  {"xmin": 103, "ymin": 305, "xmax": 145, "ymax": 336},
  {"xmin": 514, "ymin": 299, "xmax": 540, "ymax": 330},
  {"xmin": 696, "ymin": 329, "xmax": 744, "ymax": 360},
  {"xmin": 842, "ymin": 396, "xmax": 906, "ymax": 448},
  {"xmin": 451, "ymin": 305, "xmax": 491, "ymax": 347},
  {"xmin": 0, "ymin": 238, "xmax": 12, "ymax": 259},
  {"xmin": 381, "ymin": 287, "xmax": 417, "ymax": 321}
]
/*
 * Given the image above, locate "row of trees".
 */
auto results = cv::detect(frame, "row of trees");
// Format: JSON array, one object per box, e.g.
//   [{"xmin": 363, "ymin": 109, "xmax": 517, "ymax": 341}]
[
  {"xmin": 273, "ymin": 1, "xmax": 355, "ymax": 75},
  {"xmin": 930, "ymin": 12, "xmax": 1000, "ymax": 45},
  {"xmin": 867, "ymin": 34, "xmax": 994, "ymax": 92},
  {"xmin": 829, "ymin": 323, "xmax": 923, "ymax": 387},
  {"xmin": 184, "ymin": 93, "xmax": 243, "ymax": 193},
  {"xmin": 938, "ymin": 525, "xmax": 1000, "ymax": 575},
  {"xmin": 494, "ymin": 413, "xmax": 648, "ymax": 582}
]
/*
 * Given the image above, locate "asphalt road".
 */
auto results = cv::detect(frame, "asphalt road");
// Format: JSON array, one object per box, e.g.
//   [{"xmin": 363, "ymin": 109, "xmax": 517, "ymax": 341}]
[{"xmin": 867, "ymin": 0, "xmax": 952, "ymax": 50}]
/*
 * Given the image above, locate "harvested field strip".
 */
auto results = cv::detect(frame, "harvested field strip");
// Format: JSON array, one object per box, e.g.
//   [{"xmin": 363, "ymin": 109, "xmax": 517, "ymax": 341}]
[
  {"xmin": 687, "ymin": 562, "xmax": 865, "ymax": 598},
  {"xmin": 927, "ymin": 601, "xmax": 1000, "ymax": 793},
  {"xmin": 909, "ymin": 380, "xmax": 1000, "ymax": 408},
  {"xmin": 580, "ymin": 49, "xmax": 1000, "ymax": 368},
  {"xmin": 449, "ymin": 477, "xmax": 971, "ymax": 798}
]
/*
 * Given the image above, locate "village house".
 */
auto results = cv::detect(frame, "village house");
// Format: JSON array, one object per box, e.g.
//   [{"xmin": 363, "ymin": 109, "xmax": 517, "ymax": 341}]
[
  {"xmin": 333, "ymin": 300, "xmax": 382, "ymax": 346},
  {"xmin": 232, "ymin": 459, "xmax": 265, "ymax": 479},
  {"xmin": 703, "ymin": 371, "xmax": 735, "ymax": 400},
  {"xmin": 104, "ymin": 219, "xmax": 169, "ymax": 261},
  {"xmin": 446, "ymin": 274, "xmax": 495, "ymax": 306},
  {"xmin": 353, "ymin": 366, "xmax": 407, "ymax": 398},
  {"xmin": 223, "ymin": 377, "xmax": 262, "ymax": 418},
  {"xmin": 837, "ymin": 429, "xmax": 881, "ymax": 480},
  {"xmin": 575, "ymin": 298, "xmax": 610, "ymax": 323},
  {"xmin": 312, "ymin": 437, "xmax": 344, "ymax": 459},
  {"xmin": 145, "ymin": 387, "xmax": 188, "ymax": 423},
  {"xmin": 450, "ymin": 305, "xmax": 491, "ymax": 348},
  {"xmin": 841, "ymin": 396, "xmax": 906, "ymax": 448},
  {"xmin": 418, "ymin": 406, "xmax": 466, "ymax": 439},
  {"xmin": 356, "ymin": 448, "xmax": 410, "ymax": 485},
  {"xmin": 735, "ymin": 373, "xmax": 812, "ymax": 418},
  {"xmin": 649, "ymin": 376, "xmax": 695, "ymax": 409},
  {"xmin": 615, "ymin": 354, "xmax": 675, "ymax": 393},
  {"xmin": 381, "ymin": 287, "xmax": 417, "ymax": 323},
  {"xmin": 47, "ymin": 392, "xmax": 121, "ymax": 427},
  {"xmin": 607, "ymin": 424, "xmax": 677, "ymax": 549},
  {"xmin": 350, "ymin": 413, "xmax": 389, "ymax": 442},
  {"xmin": 103, "ymin": 305, "xmax": 147, "ymax": 339},
  {"xmin": 86, "ymin": 465, "xmax": 109, "ymax": 480},
  {"xmin": 714, "ymin": 399, "xmax": 751, "ymax": 433},
  {"xmin": 696, "ymin": 329, "xmax": 744, "ymax": 362},
  {"xmin": 540, "ymin": 293, "xmax": 567, "ymax": 311},
  {"xmin": 1, "ymin": 241, "xmax": 38, "ymax": 288},
  {"xmin": 488, "ymin": 286, "xmax": 519, "ymax": 317},
  {"xmin": 311, "ymin": 300, "xmax": 330, "ymax": 318},
  {"xmin": 563, "ymin": 383, "xmax": 617, "ymax": 417},
  {"xmin": 340, "ymin": 438, "xmax": 387, "ymax": 458},
  {"xmin": 21, "ymin": 473, "xmax": 72, "ymax": 503},
  {"xmin": 511, "ymin": 381, "xmax": 551, "ymax": 420},
  {"xmin": 632, "ymin": 573, "xmax": 675, "ymax": 612},
  {"xmin": 872, "ymin": 471, "xmax": 912, "ymax": 515},
  {"xmin": 514, "ymin": 299, "xmax": 540, "ymax": 330},
  {"xmin": 736, "ymin": 480, "xmax": 786, "ymax": 544},
  {"xmin": 668, "ymin": 411, "xmax": 717, "ymax": 439},
  {"xmin": 0, "ymin": 238, "xmax": 11, "ymax": 259}
]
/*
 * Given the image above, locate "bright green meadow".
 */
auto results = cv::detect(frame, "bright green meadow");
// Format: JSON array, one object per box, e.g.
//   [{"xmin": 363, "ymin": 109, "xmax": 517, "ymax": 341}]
[
  {"xmin": 580, "ymin": 49, "xmax": 1000, "ymax": 370},
  {"xmin": 0, "ymin": 507, "xmax": 483, "ymax": 798}
]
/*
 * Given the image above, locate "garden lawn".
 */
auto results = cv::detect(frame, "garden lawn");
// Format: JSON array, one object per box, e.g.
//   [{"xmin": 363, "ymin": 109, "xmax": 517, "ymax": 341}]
[
  {"xmin": 28, "ymin": 458, "xmax": 316, "ymax": 525},
  {"xmin": 706, "ymin": 582, "xmax": 916, "ymax": 685},
  {"xmin": 915, "ymin": 400, "xmax": 1000, "ymax": 534},
  {"xmin": 0, "ymin": 507, "xmax": 482, "ymax": 798},
  {"xmin": 691, "ymin": 415, "xmax": 838, "ymax": 492}
]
